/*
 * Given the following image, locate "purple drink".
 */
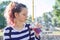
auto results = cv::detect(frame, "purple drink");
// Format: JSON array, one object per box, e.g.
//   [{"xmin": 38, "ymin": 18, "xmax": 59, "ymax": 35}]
[{"xmin": 33, "ymin": 28, "xmax": 42, "ymax": 34}]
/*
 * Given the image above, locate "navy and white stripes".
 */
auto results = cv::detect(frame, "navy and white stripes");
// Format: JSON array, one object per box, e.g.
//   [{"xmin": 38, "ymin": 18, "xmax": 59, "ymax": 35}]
[{"xmin": 3, "ymin": 25, "xmax": 40, "ymax": 40}]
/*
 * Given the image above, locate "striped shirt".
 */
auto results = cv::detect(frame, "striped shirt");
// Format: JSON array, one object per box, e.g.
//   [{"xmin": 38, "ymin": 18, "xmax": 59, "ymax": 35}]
[{"xmin": 3, "ymin": 24, "xmax": 40, "ymax": 40}]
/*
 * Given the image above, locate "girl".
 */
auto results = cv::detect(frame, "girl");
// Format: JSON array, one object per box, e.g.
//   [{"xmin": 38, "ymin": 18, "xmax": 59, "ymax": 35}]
[{"xmin": 3, "ymin": 2, "xmax": 40, "ymax": 40}]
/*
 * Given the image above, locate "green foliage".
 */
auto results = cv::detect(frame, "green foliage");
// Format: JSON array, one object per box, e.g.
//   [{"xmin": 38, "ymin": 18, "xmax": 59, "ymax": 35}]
[
  {"xmin": 26, "ymin": 15, "xmax": 32, "ymax": 23},
  {"xmin": 43, "ymin": 12, "xmax": 52, "ymax": 27},
  {"xmin": 0, "ymin": 1, "xmax": 11, "ymax": 29},
  {"xmin": 53, "ymin": 0, "xmax": 60, "ymax": 27}
]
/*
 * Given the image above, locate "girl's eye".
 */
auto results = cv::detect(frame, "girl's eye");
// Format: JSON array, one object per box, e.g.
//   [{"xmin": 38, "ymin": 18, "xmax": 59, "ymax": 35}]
[{"xmin": 23, "ymin": 14, "xmax": 27, "ymax": 16}]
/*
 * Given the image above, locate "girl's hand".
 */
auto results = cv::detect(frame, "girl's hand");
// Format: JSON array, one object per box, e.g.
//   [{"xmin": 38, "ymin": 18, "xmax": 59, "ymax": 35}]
[
  {"xmin": 33, "ymin": 22, "xmax": 42, "ymax": 38},
  {"xmin": 34, "ymin": 22, "xmax": 42, "ymax": 28}
]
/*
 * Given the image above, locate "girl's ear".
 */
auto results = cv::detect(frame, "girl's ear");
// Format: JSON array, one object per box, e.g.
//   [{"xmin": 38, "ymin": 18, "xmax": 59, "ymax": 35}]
[{"xmin": 14, "ymin": 12, "xmax": 19, "ymax": 18}]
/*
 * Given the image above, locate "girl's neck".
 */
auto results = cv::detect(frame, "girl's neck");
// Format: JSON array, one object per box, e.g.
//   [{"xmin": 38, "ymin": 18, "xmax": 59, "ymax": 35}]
[{"xmin": 13, "ymin": 19, "xmax": 25, "ymax": 31}]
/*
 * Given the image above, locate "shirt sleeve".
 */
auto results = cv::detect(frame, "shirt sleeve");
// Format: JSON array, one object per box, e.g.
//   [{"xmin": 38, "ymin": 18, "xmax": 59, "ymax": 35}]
[
  {"xmin": 35, "ymin": 35, "xmax": 41, "ymax": 40},
  {"xmin": 30, "ymin": 28, "xmax": 41, "ymax": 40},
  {"xmin": 3, "ymin": 27, "xmax": 11, "ymax": 40}
]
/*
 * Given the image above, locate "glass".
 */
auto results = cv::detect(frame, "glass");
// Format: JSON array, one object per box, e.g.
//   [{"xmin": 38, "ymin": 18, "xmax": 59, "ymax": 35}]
[
  {"xmin": 30, "ymin": 19, "xmax": 42, "ymax": 34},
  {"xmin": 33, "ymin": 28, "xmax": 42, "ymax": 34}
]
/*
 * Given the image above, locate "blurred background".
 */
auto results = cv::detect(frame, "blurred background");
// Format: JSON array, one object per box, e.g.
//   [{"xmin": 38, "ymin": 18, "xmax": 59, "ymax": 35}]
[{"xmin": 0, "ymin": 0, "xmax": 60, "ymax": 40}]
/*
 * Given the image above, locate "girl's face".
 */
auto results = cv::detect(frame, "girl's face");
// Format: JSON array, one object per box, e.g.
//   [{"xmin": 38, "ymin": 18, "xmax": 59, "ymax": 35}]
[{"xmin": 15, "ymin": 8, "xmax": 28, "ymax": 22}]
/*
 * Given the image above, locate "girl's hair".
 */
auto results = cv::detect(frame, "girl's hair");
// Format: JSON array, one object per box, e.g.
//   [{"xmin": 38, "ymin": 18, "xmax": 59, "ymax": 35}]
[{"xmin": 4, "ymin": 2, "xmax": 27, "ymax": 26}]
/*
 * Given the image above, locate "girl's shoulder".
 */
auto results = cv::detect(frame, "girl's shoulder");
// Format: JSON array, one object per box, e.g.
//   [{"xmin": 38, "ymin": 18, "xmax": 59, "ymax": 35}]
[
  {"xmin": 3, "ymin": 26, "xmax": 13, "ymax": 34},
  {"xmin": 25, "ymin": 24, "xmax": 30, "ymax": 27},
  {"xmin": 3, "ymin": 26, "xmax": 13, "ymax": 30}
]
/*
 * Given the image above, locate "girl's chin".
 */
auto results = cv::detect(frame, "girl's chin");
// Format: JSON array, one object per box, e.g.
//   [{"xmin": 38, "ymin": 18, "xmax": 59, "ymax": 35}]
[
  {"xmin": 19, "ymin": 19, "xmax": 26, "ymax": 22},
  {"xmin": 21, "ymin": 20, "xmax": 26, "ymax": 22}
]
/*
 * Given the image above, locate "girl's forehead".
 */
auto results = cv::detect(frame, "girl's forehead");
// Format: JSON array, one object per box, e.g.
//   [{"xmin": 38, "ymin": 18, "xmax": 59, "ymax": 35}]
[
  {"xmin": 20, "ymin": 8, "xmax": 28, "ymax": 13},
  {"xmin": 22, "ymin": 8, "xmax": 27, "ymax": 11}
]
